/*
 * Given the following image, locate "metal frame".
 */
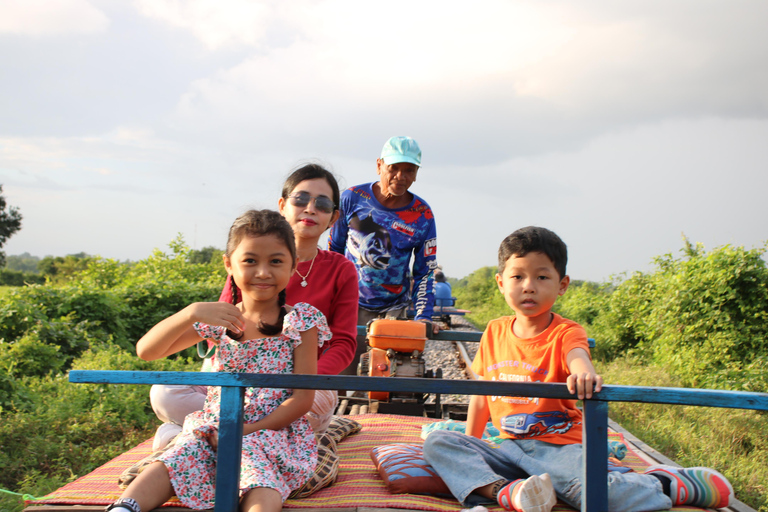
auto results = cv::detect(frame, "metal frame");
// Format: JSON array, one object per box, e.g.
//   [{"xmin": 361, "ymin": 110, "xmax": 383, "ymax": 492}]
[{"xmin": 69, "ymin": 370, "xmax": 768, "ymax": 512}]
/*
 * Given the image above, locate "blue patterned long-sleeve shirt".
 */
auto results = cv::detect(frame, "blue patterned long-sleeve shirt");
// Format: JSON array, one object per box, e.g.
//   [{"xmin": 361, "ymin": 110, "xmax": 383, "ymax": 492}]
[{"xmin": 329, "ymin": 182, "xmax": 437, "ymax": 321}]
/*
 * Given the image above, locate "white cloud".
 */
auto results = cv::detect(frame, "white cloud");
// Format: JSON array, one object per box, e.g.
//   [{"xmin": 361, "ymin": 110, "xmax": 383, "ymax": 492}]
[
  {"xmin": 134, "ymin": 0, "xmax": 277, "ymax": 50},
  {"xmin": 162, "ymin": 0, "xmax": 768, "ymax": 165},
  {"xmin": 0, "ymin": 0, "xmax": 109, "ymax": 36}
]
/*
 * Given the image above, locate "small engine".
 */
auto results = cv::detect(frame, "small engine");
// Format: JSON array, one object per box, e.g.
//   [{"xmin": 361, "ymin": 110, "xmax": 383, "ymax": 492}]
[{"xmin": 358, "ymin": 319, "xmax": 429, "ymax": 402}]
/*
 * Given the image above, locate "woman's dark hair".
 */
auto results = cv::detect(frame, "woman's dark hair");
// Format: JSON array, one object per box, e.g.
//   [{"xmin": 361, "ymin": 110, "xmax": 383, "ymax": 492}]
[
  {"xmin": 226, "ymin": 209, "xmax": 296, "ymax": 337},
  {"xmin": 281, "ymin": 163, "xmax": 341, "ymax": 212}
]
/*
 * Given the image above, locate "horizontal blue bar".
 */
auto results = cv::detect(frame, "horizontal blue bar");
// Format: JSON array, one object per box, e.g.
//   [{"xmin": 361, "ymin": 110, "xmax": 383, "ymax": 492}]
[{"xmin": 69, "ymin": 371, "xmax": 768, "ymax": 411}]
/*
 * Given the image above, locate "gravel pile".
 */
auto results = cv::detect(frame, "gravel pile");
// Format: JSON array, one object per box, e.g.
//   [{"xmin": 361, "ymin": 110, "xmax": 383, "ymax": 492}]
[{"xmin": 423, "ymin": 315, "xmax": 481, "ymax": 404}]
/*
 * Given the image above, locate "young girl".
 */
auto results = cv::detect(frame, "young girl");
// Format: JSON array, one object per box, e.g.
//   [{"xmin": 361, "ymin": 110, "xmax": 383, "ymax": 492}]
[
  {"xmin": 108, "ymin": 209, "xmax": 330, "ymax": 512},
  {"xmin": 150, "ymin": 164, "xmax": 358, "ymax": 449}
]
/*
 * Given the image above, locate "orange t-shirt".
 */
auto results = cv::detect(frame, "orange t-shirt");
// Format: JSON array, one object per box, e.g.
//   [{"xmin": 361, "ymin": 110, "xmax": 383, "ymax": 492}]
[{"xmin": 471, "ymin": 313, "xmax": 591, "ymax": 445}]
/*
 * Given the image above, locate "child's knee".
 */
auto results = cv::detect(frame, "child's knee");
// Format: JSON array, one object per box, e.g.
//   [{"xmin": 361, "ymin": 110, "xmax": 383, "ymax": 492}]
[{"xmin": 423, "ymin": 430, "xmax": 463, "ymax": 457}]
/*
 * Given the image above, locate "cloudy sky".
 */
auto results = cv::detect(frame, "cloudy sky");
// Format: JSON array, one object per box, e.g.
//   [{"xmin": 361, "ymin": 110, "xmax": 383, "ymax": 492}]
[{"xmin": 1, "ymin": 0, "xmax": 767, "ymax": 282}]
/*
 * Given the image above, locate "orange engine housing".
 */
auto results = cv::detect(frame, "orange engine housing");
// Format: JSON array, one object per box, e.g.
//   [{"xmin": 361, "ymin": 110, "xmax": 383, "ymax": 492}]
[
  {"xmin": 366, "ymin": 319, "xmax": 427, "ymax": 352},
  {"xmin": 359, "ymin": 319, "xmax": 428, "ymax": 401}
]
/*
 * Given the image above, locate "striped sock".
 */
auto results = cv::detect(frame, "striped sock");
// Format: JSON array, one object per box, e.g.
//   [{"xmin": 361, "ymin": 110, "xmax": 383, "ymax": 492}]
[
  {"xmin": 645, "ymin": 465, "xmax": 733, "ymax": 508},
  {"xmin": 495, "ymin": 479, "xmax": 523, "ymax": 511},
  {"xmin": 496, "ymin": 474, "xmax": 556, "ymax": 512}
]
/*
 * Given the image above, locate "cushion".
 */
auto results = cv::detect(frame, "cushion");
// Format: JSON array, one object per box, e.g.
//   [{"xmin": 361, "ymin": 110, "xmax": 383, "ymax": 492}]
[
  {"xmin": 370, "ymin": 443, "xmax": 450, "ymax": 496},
  {"xmin": 325, "ymin": 415, "xmax": 362, "ymax": 444},
  {"xmin": 118, "ymin": 435, "xmax": 178, "ymax": 489},
  {"xmin": 289, "ymin": 433, "xmax": 339, "ymax": 498}
]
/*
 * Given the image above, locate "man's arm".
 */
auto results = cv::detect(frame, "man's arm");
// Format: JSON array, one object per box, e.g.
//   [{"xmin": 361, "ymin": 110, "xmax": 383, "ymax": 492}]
[
  {"xmin": 411, "ymin": 215, "xmax": 437, "ymax": 321},
  {"xmin": 328, "ymin": 191, "xmax": 351, "ymax": 254}
]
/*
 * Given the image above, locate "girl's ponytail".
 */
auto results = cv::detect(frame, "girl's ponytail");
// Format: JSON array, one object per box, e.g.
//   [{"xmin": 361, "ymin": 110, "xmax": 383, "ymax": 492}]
[
  {"xmin": 226, "ymin": 274, "xmax": 244, "ymax": 340},
  {"xmin": 259, "ymin": 289, "xmax": 286, "ymax": 336}
]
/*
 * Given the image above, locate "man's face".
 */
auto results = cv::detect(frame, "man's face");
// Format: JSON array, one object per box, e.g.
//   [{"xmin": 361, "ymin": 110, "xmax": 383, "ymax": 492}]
[{"xmin": 377, "ymin": 159, "xmax": 419, "ymax": 198}]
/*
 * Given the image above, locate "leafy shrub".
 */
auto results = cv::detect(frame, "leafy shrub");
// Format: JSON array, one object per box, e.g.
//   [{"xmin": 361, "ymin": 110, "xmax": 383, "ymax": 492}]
[
  {"xmin": 0, "ymin": 332, "xmax": 64, "ymax": 378},
  {"xmin": 119, "ymin": 280, "xmax": 222, "ymax": 344},
  {"xmin": 589, "ymin": 241, "xmax": 768, "ymax": 389},
  {"xmin": 0, "ymin": 344, "xmax": 199, "ymax": 494},
  {"xmin": 452, "ymin": 266, "xmax": 509, "ymax": 330},
  {"xmin": 0, "ymin": 268, "xmax": 45, "ymax": 286}
]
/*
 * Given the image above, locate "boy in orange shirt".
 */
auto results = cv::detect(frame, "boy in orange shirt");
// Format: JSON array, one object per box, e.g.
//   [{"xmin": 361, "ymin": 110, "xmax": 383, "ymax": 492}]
[{"xmin": 423, "ymin": 226, "xmax": 733, "ymax": 512}]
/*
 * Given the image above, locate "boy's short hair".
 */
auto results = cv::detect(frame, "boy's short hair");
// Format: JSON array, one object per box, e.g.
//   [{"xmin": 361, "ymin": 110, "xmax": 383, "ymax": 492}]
[{"xmin": 497, "ymin": 226, "xmax": 568, "ymax": 278}]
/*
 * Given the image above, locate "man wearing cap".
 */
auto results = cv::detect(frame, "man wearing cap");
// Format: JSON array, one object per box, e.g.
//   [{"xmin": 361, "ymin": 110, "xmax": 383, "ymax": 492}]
[{"xmin": 329, "ymin": 136, "xmax": 438, "ymax": 374}]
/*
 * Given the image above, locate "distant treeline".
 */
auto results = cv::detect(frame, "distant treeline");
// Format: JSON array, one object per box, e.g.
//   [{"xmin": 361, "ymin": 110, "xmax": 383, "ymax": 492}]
[{"xmin": 1, "ymin": 246, "xmax": 223, "ymax": 286}]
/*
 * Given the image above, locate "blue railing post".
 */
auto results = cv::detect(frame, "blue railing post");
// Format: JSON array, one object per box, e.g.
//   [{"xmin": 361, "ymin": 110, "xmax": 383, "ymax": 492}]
[
  {"xmin": 214, "ymin": 386, "xmax": 245, "ymax": 512},
  {"xmin": 582, "ymin": 400, "xmax": 609, "ymax": 512}
]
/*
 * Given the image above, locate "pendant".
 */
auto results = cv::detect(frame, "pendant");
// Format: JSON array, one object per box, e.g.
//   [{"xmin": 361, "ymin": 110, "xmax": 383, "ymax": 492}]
[{"xmin": 301, "ymin": 279, "xmax": 308, "ymax": 287}]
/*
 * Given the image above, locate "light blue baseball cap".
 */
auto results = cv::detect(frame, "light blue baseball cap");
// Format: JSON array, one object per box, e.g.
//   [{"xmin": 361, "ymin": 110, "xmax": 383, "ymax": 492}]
[{"xmin": 380, "ymin": 136, "xmax": 422, "ymax": 166}]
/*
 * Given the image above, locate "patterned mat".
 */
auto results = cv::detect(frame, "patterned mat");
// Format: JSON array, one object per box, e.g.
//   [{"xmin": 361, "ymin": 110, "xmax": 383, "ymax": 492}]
[{"xmin": 26, "ymin": 414, "xmax": 697, "ymax": 512}]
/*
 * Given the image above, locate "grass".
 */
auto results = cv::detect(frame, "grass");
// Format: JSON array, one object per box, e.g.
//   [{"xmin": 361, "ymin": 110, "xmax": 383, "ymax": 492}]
[{"xmin": 599, "ymin": 357, "xmax": 768, "ymax": 512}]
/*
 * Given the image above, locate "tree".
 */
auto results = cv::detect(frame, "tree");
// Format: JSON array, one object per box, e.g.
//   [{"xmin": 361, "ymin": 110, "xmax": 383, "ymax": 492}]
[
  {"xmin": 0, "ymin": 185, "xmax": 22, "ymax": 267},
  {"xmin": 189, "ymin": 245, "xmax": 223, "ymax": 264}
]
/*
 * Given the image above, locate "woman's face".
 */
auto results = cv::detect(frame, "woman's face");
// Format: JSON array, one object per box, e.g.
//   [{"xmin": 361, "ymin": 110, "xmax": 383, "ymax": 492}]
[{"xmin": 278, "ymin": 178, "xmax": 339, "ymax": 241}]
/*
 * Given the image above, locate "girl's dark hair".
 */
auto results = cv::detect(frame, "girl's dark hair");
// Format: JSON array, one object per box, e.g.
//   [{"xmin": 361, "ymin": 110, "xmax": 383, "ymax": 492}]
[
  {"xmin": 281, "ymin": 163, "xmax": 341, "ymax": 212},
  {"xmin": 226, "ymin": 209, "xmax": 296, "ymax": 337}
]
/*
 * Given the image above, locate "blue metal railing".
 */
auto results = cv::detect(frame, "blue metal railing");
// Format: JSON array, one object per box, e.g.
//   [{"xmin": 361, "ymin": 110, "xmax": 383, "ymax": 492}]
[{"xmin": 69, "ymin": 368, "xmax": 768, "ymax": 512}]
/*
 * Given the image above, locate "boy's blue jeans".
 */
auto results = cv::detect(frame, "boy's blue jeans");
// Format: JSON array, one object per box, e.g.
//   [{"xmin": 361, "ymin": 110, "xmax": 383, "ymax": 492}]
[{"xmin": 423, "ymin": 431, "xmax": 673, "ymax": 512}]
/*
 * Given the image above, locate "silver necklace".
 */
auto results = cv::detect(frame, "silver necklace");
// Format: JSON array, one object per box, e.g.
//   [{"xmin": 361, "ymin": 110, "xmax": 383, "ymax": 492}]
[{"xmin": 295, "ymin": 252, "xmax": 317, "ymax": 287}]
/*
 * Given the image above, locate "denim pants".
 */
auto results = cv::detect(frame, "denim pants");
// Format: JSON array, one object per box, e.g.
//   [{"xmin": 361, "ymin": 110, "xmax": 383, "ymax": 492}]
[{"xmin": 423, "ymin": 430, "xmax": 672, "ymax": 512}]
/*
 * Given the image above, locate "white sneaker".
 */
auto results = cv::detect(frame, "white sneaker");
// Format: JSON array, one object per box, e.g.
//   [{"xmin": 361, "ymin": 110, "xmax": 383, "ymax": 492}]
[
  {"xmin": 152, "ymin": 422, "xmax": 182, "ymax": 451},
  {"xmin": 514, "ymin": 473, "xmax": 557, "ymax": 512}
]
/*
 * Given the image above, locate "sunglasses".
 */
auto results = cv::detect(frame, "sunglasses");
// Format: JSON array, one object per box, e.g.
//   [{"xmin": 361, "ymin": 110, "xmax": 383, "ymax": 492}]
[{"xmin": 287, "ymin": 192, "xmax": 335, "ymax": 214}]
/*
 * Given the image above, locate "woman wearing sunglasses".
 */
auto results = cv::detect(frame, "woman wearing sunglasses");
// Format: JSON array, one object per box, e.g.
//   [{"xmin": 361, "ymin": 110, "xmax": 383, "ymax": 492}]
[{"xmin": 149, "ymin": 164, "xmax": 358, "ymax": 450}]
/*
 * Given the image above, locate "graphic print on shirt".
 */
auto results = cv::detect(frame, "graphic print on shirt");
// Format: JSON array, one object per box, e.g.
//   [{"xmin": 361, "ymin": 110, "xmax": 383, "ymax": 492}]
[
  {"xmin": 348, "ymin": 213, "xmax": 392, "ymax": 270},
  {"xmin": 500, "ymin": 411, "xmax": 574, "ymax": 438}
]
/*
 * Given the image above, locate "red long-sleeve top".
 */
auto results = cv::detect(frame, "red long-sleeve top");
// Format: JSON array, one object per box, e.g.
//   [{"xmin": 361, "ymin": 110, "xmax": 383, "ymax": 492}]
[{"xmin": 219, "ymin": 249, "xmax": 359, "ymax": 375}]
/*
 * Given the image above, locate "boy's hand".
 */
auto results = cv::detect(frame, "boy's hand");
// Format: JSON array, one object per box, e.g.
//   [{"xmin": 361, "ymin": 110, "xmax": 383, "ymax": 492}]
[{"xmin": 566, "ymin": 372, "xmax": 603, "ymax": 400}]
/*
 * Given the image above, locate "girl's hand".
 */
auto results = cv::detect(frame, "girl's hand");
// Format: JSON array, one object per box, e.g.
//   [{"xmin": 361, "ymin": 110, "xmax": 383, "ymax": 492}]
[
  {"xmin": 188, "ymin": 302, "xmax": 246, "ymax": 337},
  {"xmin": 204, "ymin": 428, "xmax": 219, "ymax": 451}
]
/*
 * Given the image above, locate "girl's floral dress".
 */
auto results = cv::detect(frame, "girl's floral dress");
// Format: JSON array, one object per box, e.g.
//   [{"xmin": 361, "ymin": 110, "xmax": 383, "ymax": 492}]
[{"xmin": 159, "ymin": 302, "xmax": 331, "ymax": 509}]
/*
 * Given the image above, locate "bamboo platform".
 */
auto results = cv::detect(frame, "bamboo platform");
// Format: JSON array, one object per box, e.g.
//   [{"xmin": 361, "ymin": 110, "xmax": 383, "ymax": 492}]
[{"xmin": 22, "ymin": 412, "xmax": 756, "ymax": 512}]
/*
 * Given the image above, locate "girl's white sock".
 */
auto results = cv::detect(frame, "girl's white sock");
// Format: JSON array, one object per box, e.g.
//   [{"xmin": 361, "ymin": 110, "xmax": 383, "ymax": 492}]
[{"xmin": 110, "ymin": 507, "xmax": 133, "ymax": 512}]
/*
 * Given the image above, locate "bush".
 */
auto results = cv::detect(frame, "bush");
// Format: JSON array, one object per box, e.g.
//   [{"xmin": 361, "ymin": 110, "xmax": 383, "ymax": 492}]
[
  {"xmin": 452, "ymin": 266, "xmax": 509, "ymax": 330},
  {"xmin": 588, "ymin": 240, "xmax": 768, "ymax": 389},
  {"xmin": 0, "ymin": 344, "xmax": 199, "ymax": 495},
  {"xmin": 0, "ymin": 268, "xmax": 45, "ymax": 286},
  {"xmin": 0, "ymin": 332, "xmax": 64, "ymax": 378}
]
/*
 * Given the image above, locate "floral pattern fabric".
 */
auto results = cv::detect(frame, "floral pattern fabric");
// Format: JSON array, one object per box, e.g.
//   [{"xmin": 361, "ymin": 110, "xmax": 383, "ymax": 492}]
[{"xmin": 158, "ymin": 302, "xmax": 331, "ymax": 509}]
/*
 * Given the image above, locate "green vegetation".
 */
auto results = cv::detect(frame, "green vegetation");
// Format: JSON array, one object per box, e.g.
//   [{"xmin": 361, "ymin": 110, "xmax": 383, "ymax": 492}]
[
  {"xmin": 454, "ymin": 239, "xmax": 768, "ymax": 510},
  {"xmin": 1, "ymin": 236, "xmax": 224, "ymax": 512},
  {"xmin": 0, "ymin": 185, "xmax": 23, "ymax": 268},
  {"xmin": 2, "ymin": 237, "xmax": 767, "ymax": 511}
]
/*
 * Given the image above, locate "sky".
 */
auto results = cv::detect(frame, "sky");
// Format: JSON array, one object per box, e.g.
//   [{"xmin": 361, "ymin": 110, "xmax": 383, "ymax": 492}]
[{"xmin": 1, "ymin": 0, "xmax": 767, "ymax": 283}]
